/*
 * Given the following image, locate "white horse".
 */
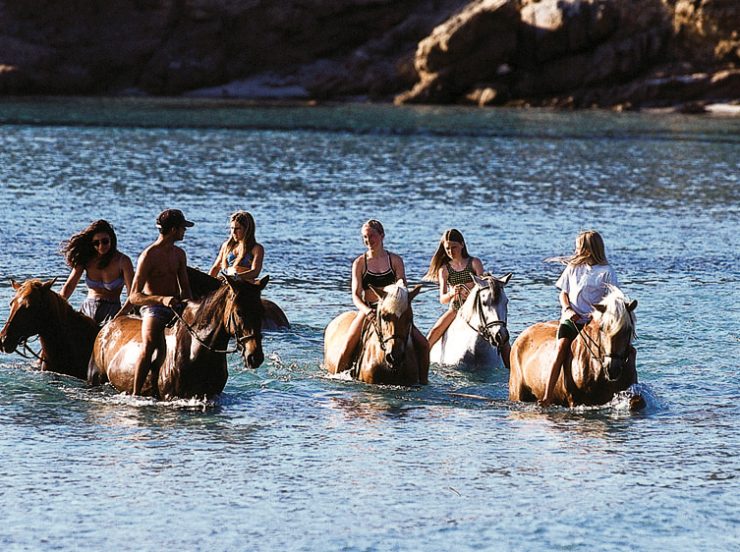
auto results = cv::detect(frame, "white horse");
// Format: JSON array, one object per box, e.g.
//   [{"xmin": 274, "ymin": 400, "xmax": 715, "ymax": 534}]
[{"xmin": 430, "ymin": 273, "xmax": 511, "ymax": 368}]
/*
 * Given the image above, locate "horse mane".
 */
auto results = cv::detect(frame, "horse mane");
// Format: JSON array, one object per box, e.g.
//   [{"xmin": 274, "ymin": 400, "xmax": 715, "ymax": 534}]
[
  {"xmin": 459, "ymin": 274, "xmax": 499, "ymax": 320},
  {"xmin": 379, "ymin": 283, "xmax": 409, "ymax": 317},
  {"xmin": 20, "ymin": 279, "xmax": 88, "ymax": 327},
  {"xmin": 193, "ymin": 278, "xmax": 264, "ymax": 325},
  {"xmin": 593, "ymin": 285, "xmax": 636, "ymax": 338}
]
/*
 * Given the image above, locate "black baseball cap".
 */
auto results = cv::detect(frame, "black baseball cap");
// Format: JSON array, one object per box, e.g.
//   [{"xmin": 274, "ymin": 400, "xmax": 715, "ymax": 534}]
[{"xmin": 156, "ymin": 209, "xmax": 194, "ymax": 230}]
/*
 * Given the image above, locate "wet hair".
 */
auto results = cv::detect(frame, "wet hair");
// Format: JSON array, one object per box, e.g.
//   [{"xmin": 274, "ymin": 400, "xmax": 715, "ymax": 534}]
[
  {"xmin": 61, "ymin": 220, "xmax": 118, "ymax": 269},
  {"xmin": 569, "ymin": 230, "xmax": 609, "ymax": 266},
  {"xmin": 223, "ymin": 211, "xmax": 257, "ymax": 268},
  {"xmin": 423, "ymin": 228, "xmax": 470, "ymax": 281},
  {"xmin": 362, "ymin": 219, "xmax": 385, "ymax": 237}
]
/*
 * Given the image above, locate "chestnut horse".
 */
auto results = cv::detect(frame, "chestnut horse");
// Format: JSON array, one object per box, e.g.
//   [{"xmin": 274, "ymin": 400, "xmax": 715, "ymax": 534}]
[
  {"xmin": 89, "ymin": 275, "xmax": 268, "ymax": 399},
  {"xmin": 430, "ymin": 273, "xmax": 511, "ymax": 368},
  {"xmin": 0, "ymin": 278, "xmax": 99, "ymax": 379},
  {"xmin": 187, "ymin": 267, "xmax": 289, "ymax": 330},
  {"xmin": 509, "ymin": 287, "xmax": 640, "ymax": 408},
  {"xmin": 324, "ymin": 281, "xmax": 423, "ymax": 385}
]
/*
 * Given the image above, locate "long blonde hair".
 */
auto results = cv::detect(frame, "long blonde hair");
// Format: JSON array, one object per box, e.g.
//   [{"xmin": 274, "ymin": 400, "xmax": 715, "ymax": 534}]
[
  {"xmin": 568, "ymin": 230, "xmax": 608, "ymax": 266},
  {"xmin": 423, "ymin": 228, "xmax": 470, "ymax": 281},
  {"xmin": 223, "ymin": 211, "xmax": 257, "ymax": 269}
]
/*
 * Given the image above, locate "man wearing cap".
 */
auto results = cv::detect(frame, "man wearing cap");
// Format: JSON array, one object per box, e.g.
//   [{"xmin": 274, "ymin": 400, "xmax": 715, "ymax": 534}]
[{"xmin": 129, "ymin": 209, "xmax": 194, "ymax": 396}]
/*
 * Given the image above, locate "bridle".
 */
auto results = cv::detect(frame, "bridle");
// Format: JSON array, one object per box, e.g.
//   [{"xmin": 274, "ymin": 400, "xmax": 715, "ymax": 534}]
[
  {"xmin": 464, "ymin": 284, "xmax": 507, "ymax": 350},
  {"xmin": 575, "ymin": 310, "xmax": 634, "ymax": 379},
  {"xmin": 372, "ymin": 307, "xmax": 407, "ymax": 356}
]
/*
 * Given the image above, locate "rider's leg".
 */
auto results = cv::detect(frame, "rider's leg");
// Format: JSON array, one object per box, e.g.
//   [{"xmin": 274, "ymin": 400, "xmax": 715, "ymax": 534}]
[
  {"xmin": 412, "ymin": 326, "xmax": 430, "ymax": 384},
  {"xmin": 426, "ymin": 308, "xmax": 456, "ymax": 348},
  {"xmin": 336, "ymin": 310, "xmax": 368, "ymax": 373},
  {"xmin": 133, "ymin": 316, "xmax": 165, "ymax": 396}
]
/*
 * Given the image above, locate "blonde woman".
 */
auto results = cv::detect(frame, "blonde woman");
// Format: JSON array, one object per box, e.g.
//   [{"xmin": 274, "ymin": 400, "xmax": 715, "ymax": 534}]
[
  {"xmin": 210, "ymin": 211, "xmax": 264, "ymax": 282},
  {"xmin": 540, "ymin": 230, "xmax": 620, "ymax": 406}
]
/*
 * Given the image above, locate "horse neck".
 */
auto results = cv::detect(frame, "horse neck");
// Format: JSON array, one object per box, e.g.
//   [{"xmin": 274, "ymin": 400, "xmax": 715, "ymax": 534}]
[
  {"xmin": 570, "ymin": 321, "xmax": 601, "ymax": 383},
  {"xmin": 186, "ymin": 288, "xmax": 231, "ymax": 346},
  {"xmin": 38, "ymin": 292, "xmax": 98, "ymax": 368}
]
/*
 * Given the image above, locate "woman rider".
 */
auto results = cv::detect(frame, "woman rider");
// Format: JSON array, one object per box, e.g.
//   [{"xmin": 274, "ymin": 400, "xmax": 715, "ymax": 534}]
[
  {"xmin": 60, "ymin": 219, "xmax": 134, "ymax": 325},
  {"xmin": 209, "ymin": 211, "xmax": 264, "ymax": 282},
  {"xmin": 336, "ymin": 219, "xmax": 429, "ymax": 383}
]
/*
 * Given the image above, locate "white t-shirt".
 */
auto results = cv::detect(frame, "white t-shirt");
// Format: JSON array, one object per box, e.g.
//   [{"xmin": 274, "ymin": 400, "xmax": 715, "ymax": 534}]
[{"xmin": 556, "ymin": 263, "xmax": 619, "ymax": 323}]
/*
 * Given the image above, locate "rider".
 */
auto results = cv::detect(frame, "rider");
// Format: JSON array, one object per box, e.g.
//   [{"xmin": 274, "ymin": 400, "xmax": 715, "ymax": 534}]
[
  {"xmin": 209, "ymin": 211, "xmax": 264, "ymax": 282},
  {"xmin": 423, "ymin": 228, "xmax": 511, "ymax": 369},
  {"xmin": 539, "ymin": 230, "xmax": 619, "ymax": 406},
  {"xmin": 60, "ymin": 220, "xmax": 134, "ymax": 325},
  {"xmin": 129, "ymin": 209, "xmax": 193, "ymax": 396},
  {"xmin": 336, "ymin": 219, "xmax": 429, "ymax": 383}
]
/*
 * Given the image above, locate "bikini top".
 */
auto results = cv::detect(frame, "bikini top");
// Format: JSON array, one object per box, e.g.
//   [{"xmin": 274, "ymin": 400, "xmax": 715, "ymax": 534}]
[
  {"xmin": 226, "ymin": 250, "xmax": 254, "ymax": 268},
  {"xmin": 361, "ymin": 252, "xmax": 397, "ymax": 290},
  {"xmin": 85, "ymin": 274, "xmax": 124, "ymax": 292},
  {"xmin": 446, "ymin": 258, "xmax": 474, "ymax": 287}
]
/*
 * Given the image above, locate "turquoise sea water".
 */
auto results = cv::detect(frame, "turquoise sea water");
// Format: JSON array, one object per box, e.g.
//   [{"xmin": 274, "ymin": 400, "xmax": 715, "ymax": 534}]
[{"xmin": 0, "ymin": 98, "xmax": 738, "ymax": 551}]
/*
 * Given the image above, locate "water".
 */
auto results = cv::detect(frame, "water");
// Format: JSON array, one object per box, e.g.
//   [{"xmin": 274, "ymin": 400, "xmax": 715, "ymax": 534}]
[{"xmin": 0, "ymin": 98, "xmax": 738, "ymax": 550}]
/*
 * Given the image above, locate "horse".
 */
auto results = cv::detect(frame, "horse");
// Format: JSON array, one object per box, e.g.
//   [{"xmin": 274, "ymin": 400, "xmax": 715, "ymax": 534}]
[
  {"xmin": 187, "ymin": 266, "xmax": 289, "ymax": 330},
  {"xmin": 430, "ymin": 273, "xmax": 512, "ymax": 368},
  {"xmin": 88, "ymin": 275, "xmax": 268, "ymax": 400},
  {"xmin": 0, "ymin": 278, "xmax": 99, "ymax": 379},
  {"xmin": 324, "ymin": 280, "xmax": 423, "ymax": 385},
  {"xmin": 508, "ymin": 287, "xmax": 641, "ymax": 408}
]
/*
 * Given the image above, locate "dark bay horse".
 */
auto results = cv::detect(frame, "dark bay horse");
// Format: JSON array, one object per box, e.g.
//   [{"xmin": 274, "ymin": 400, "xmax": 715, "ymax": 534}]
[
  {"xmin": 509, "ymin": 287, "xmax": 641, "ymax": 408},
  {"xmin": 324, "ymin": 281, "xmax": 423, "ymax": 385},
  {"xmin": 187, "ymin": 267, "xmax": 289, "ymax": 330},
  {"xmin": 89, "ymin": 275, "xmax": 268, "ymax": 399},
  {"xmin": 0, "ymin": 278, "xmax": 99, "ymax": 379},
  {"xmin": 430, "ymin": 273, "xmax": 511, "ymax": 368}
]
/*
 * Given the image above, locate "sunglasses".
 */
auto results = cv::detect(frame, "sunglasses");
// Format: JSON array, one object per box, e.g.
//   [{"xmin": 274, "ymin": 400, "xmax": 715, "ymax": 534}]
[{"xmin": 92, "ymin": 238, "xmax": 111, "ymax": 247}]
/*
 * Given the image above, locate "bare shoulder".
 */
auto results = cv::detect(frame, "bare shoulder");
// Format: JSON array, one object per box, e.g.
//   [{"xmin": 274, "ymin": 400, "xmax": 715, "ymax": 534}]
[
  {"xmin": 389, "ymin": 251, "xmax": 405, "ymax": 268},
  {"xmin": 471, "ymin": 257, "xmax": 485, "ymax": 274}
]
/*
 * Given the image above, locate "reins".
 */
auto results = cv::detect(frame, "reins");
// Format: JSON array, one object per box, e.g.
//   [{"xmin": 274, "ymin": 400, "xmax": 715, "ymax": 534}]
[
  {"xmin": 574, "ymin": 308, "xmax": 634, "ymax": 367},
  {"xmin": 171, "ymin": 304, "xmax": 260, "ymax": 355}
]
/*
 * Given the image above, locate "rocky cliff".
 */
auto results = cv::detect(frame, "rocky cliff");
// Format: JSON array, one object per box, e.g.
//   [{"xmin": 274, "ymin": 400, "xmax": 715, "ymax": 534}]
[{"xmin": 0, "ymin": 0, "xmax": 737, "ymax": 110}]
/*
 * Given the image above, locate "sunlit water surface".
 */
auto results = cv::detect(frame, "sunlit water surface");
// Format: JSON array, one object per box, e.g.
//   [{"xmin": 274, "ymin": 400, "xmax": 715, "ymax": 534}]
[{"xmin": 0, "ymin": 98, "xmax": 738, "ymax": 550}]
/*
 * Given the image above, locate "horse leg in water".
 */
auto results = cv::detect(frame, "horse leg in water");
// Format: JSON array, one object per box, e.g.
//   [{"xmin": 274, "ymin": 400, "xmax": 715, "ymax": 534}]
[
  {"xmin": 132, "ymin": 316, "xmax": 166, "ymax": 397},
  {"xmin": 426, "ymin": 308, "xmax": 456, "ymax": 349}
]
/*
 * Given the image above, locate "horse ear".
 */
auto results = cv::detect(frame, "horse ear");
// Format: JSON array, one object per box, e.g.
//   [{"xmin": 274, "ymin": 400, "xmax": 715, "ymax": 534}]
[
  {"xmin": 257, "ymin": 275, "xmax": 269, "ymax": 291},
  {"xmin": 42, "ymin": 278, "xmax": 57, "ymax": 290},
  {"xmin": 472, "ymin": 274, "xmax": 488, "ymax": 287},
  {"xmin": 408, "ymin": 284, "xmax": 422, "ymax": 302},
  {"xmin": 11, "ymin": 279, "xmax": 21, "ymax": 290},
  {"xmin": 223, "ymin": 274, "xmax": 238, "ymax": 293},
  {"xmin": 369, "ymin": 285, "xmax": 387, "ymax": 299},
  {"xmin": 593, "ymin": 304, "xmax": 607, "ymax": 313},
  {"xmin": 627, "ymin": 299, "xmax": 638, "ymax": 312},
  {"xmin": 497, "ymin": 272, "xmax": 513, "ymax": 285}
]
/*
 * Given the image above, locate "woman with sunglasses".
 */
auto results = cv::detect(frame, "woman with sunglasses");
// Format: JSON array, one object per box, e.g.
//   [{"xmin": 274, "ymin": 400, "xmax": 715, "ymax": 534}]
[{"xmin": 60, "ymin": 219, "xmax": 134, "ymax": 325}]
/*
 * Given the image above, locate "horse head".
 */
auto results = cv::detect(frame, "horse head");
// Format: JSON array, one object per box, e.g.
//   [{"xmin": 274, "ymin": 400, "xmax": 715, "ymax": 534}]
[
  {"xmin": 222, "ymin": 274, "xmax": 268, "ymax": 369},
  {"xmin": 369, "ymin": 280, "xmax": 421, "ymax": 369},
  {"xmin": 592, "ymin": 286, "xmax": 637, "ymax": 382},
  {"xmin": 462, "ymin": 273, "xmax": 511, "ymax": 348},
  {"xmin": 0, "ymin": 278, "xmax": 57, "ymax": 353}
]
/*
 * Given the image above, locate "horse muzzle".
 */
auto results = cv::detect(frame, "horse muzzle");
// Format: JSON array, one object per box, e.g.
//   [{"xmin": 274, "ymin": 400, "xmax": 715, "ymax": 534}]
[
  {"xmin": 603, "ymin": 357, "xmax": 625, "ymax": 382},
  {"xmin": 245, "ymin": 349, "xmax": 264, "ymax": 369},
  {"xmin": 0, "ymin": 332, "xmax": 17, "ymax": 354},
  {"xmin": 493, "ymin": 327, "xmax": 509, "ymax": 348}
]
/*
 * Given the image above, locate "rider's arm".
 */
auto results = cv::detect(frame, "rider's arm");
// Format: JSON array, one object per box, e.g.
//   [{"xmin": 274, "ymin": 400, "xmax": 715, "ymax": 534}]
[
  {"xmin": 438, "ymin": 266, "xmax": 454, "ymax": 305},
  {"xmin": 208, "ymin": 242, "xmax": 226, "ymax": 277},
  {"xmin": 351, "ymin": 257, "xmax": 372, "ymax": 315},
  {"xmin": 178, "ymin": 248, "xmax": 192, "ymax": 301},
  {"xmin": 392, "ymin": 253, "xmax": 406, "ymax": 285},
  {"xmin": 60, "ymin": 265, "xmax": 84, "ymax": 300}
]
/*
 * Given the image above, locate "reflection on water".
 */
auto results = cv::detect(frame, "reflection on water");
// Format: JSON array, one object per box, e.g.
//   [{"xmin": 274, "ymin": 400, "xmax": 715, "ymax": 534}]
[{"xmin": 0, "ymin": 100, "xmax": 738, "ymax": 550}]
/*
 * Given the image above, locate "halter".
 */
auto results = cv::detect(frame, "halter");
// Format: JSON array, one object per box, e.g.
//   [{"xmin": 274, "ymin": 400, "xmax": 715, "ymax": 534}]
[
  {"xmin": 464, "ymin": 285, "xmax": 507, "ymax": 350},
  {"xmin": 574, "ymin": 310, "xmax": 634, "ymax": 376},
  {"xmin": 372, "ymin": 308, "xmax": 406, "ymax": 355}
]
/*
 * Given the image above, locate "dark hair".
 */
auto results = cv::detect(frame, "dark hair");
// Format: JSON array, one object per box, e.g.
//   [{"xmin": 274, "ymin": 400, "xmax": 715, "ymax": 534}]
[{"xmin": 61, "ymin": 220, "xmax": 118, "ymax": 269}]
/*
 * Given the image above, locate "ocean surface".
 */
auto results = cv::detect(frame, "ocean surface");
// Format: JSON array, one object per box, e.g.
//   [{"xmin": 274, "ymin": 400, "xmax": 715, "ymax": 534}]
[{"xmin": 0, "ymin": 98, "xmax": 738, "ymax": 551}]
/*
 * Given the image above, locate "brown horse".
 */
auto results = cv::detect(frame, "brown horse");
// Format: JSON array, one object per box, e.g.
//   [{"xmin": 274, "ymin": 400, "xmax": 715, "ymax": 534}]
[
  {"xmin": 89, "ymin": 275, "xmax": 268, "ymax": 399},
  {"xmin": 0, "ymin": 278, "xmax": 99, "ymax": 379},
  {"xmin": 509, "ymin": 287, "xmax": 641, "ymax": 408},
  {"xmin": 187, "ymin": 266, "xmax": 289, "ymax": 330},
  {"xmin": 324, "ymin": 281, "xmax": 423, "ymax": 385}
]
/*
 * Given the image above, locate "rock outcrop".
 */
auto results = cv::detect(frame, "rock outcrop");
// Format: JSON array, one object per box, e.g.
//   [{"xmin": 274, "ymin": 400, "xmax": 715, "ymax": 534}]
[{"xmin": 0, "ymin": 0, "xmax": 737, "ymax": 110}]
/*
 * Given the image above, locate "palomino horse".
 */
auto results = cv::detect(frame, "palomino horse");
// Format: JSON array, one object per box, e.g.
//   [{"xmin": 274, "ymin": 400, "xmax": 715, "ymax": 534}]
[
  {"xmin": 430, "ymin": 273, "xmax": 512, "ymax": 368},
  {"xmin": 187, "ymin": 266, "xmax": 289, "ymax": 330},
  {"xmin": 89, "ymin": 275, "xmax": 268, "ymax": 399},
  {"xmin": 324, "ymin": 281, "xmax": 423, "ymax": 385},
  {"xmin": 509, "ymin": 287, "xmax": 640, "ymax": 407},
  {"xmin": 0, "ymin": 278, "xmax": 99, "ymax": 379}
]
